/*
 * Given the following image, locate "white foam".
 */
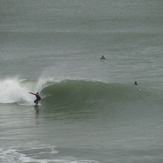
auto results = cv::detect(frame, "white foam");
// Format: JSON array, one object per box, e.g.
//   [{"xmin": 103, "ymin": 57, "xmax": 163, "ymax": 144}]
[
  {"xmin": 0, "ymin": 78, "xmax": 33, "ymax": 105},
  {"xmin": 0, "ymin": 146, "xmax": 100, "ymax": 163}
]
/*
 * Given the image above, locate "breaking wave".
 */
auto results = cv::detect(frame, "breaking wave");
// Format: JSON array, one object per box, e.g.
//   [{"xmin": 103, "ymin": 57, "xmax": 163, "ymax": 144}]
[
  {"xmin": 0, "ymin": 77, "xmax": 158, "ymax": 106},
  {"xmin": 42, "ymin": 80, "xmax": 143, "ymax": 105}
]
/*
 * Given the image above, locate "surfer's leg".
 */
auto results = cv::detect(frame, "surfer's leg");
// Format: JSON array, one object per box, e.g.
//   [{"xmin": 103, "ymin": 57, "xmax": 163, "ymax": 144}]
[{"xmin": 34, "ymin": 99, "xmax": 38, "ymax": 105}]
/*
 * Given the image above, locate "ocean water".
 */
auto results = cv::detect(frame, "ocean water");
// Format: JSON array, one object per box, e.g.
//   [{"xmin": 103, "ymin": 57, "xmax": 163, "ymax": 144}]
[{"xmin": 0, "ymin": 0, "xmax": 163, "ymax": 162}]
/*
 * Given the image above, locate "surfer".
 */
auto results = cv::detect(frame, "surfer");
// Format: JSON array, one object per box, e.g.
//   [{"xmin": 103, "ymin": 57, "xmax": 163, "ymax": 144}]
[
  {"xmin": 134, "ymin": 81, "xmax": 138, "ymax": 86},
  {"xmin": 29, "ymin": 92, "xmax": 41, "ymax": 105},
  {"xmin": 100, "ymin": 55, "xmax": 106, "ymax": 61}
]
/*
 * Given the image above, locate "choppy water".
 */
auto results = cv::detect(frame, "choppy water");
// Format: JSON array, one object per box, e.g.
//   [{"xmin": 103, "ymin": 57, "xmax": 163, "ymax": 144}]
[{"xmin": 0, "ymin": 0, "xmax": 163, "ymax": 162}]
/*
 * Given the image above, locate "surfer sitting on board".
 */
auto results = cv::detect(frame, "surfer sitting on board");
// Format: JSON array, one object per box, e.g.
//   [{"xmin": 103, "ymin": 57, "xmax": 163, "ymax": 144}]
[
  {"xmin": 134, "ymin": 81, "xmax": 138, "ymax": 86},
  {"xmin": 100, "ymin": 55, "xmax": 106, "ymax": 61},
  {"xmin": 29, "ymin": 92, "xmax": 41, "ymax": 105}
]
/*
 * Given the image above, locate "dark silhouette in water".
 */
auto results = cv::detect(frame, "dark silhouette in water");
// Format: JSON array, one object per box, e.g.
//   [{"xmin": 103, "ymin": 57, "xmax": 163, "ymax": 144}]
[
  {"xmin": 134, "ymin": 81, "xmax": 138, "ymax": 86},
  {"xmin": 100, "ymin": 55, "xmax": 106, "ymax": 61},
  {"xmin": 29, "ymin": 92, "xmax": 41, "ymax": 105}
]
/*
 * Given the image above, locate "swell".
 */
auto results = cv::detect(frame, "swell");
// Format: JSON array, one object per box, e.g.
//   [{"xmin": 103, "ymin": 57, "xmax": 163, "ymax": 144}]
[
  {"xmin": 0, "ymin": 77, "xmax": 160, "ymax": 107},
  {"xmin": 41, "ymin": 80, "xmax": 146, "ymax": 106}
]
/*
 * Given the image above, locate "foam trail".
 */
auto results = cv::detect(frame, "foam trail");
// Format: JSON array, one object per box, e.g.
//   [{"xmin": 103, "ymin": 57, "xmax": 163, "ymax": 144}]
[
  {"xmin": 0, "ymin": 146, "xmax": 99, "ymax": 163},
  {"xmin": 0, "ymin": 78, "xmax": 33, "ymax": 105}
]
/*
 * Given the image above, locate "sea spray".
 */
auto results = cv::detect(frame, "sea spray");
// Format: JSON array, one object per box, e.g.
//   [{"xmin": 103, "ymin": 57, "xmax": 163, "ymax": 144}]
[{"xmin": 0, "ymin": 78, "xmax": 33, "ymax": 104}]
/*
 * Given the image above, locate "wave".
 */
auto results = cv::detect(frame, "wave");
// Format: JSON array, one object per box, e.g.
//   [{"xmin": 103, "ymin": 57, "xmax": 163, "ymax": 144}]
[
  {"xmin": 0, "ymin": 145, "xmax": 99, "ymax": 163},
  {"xmin": 41, "ymin": 80, "xmax": 145, "ymax": 107},
  {"xmin": 0, "ymin": 77, "xmax": 157, "ymax": 106}
]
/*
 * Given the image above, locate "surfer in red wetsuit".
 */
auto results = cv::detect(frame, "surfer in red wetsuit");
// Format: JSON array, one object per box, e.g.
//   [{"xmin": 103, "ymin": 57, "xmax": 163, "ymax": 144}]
[{"xmin": 29, "ymin": 92, "xmax": 41, "ymax": 105}]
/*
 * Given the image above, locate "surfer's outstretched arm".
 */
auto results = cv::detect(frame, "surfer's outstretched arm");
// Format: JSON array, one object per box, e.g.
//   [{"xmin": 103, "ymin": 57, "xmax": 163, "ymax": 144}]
[{"xmin": 29, "ymin": 92, "xmax": 36, "ymax": 95}]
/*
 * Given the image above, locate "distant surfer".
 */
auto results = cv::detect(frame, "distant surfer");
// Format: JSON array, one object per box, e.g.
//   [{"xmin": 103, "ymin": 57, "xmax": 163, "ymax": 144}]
[
  {"xmin": 29, "ymin": 92, "xmax": 41, "ymax": 105},
  {"xmin": 100, "ymin": 55, "xmax": 106, "ymax": 61},
  {"xmin": 134, "ymin": 81, "xmax": 138, "ymax": 86}
]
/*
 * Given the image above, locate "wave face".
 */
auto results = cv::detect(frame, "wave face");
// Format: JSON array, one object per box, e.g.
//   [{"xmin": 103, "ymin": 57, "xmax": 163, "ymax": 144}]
[
  {"xmin": 0, "ymin": 77, "xmax": 158, "ymax": 108},
  {"xmin": 41, "ymin": 80, "xmax": 146, "ymax": 108}
]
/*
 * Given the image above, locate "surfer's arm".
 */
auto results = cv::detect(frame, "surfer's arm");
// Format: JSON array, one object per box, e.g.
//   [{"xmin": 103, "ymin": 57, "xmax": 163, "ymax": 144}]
[{"xmin": 29, "ymin": 92, "xmax": 36, "ymax": 95}]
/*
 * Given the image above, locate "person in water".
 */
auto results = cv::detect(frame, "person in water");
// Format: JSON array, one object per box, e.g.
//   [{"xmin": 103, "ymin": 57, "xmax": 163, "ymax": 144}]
[
  {"xmin": 29, "ymin": 92, "xmax": 41, "ymax": 105},
  {"xmin": 100, "ymin": 55, "xmax": 106, "ymax": 61},
  {"xmin": 134, "ymin": 81, "xmax": 138, "ymax": 86}
]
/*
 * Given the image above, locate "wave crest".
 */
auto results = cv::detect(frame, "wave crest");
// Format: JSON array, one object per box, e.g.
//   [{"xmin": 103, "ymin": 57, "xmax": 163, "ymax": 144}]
[{"xmin": 0, "ymin": 77, "xmax": 147, "ymax": 106}]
